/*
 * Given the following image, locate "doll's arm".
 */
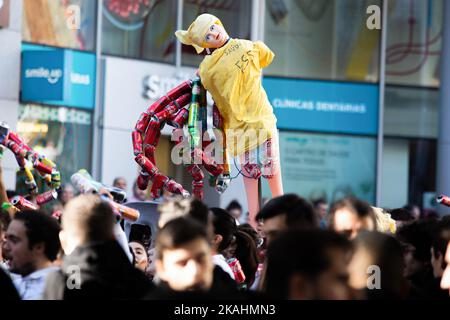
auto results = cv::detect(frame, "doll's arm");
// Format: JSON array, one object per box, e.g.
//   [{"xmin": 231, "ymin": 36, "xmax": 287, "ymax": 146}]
[{"xmin": 254, "ymin": 41, "xmax": 275, "ymax": 69}]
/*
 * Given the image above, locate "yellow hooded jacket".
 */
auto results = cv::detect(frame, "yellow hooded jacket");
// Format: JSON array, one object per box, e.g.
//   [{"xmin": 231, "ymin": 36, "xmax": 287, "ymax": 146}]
[{"xmin": 199, "ymin": 38, "xmax": 277, "ymax": 157}]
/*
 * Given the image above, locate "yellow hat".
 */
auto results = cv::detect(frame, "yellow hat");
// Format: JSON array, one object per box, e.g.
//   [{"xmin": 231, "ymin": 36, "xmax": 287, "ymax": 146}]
[{"xmin": 175, "ymin": 13, "xmax": 224, "ymax": 54}]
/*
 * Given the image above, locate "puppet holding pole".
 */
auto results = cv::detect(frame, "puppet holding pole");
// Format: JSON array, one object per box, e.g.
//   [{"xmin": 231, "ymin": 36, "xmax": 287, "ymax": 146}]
[{"xmin": 175, "ymin": 14, "xmax": 284, "ymax": 228}]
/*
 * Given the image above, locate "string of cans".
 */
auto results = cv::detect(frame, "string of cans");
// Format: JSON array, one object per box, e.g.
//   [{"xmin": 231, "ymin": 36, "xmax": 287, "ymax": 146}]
[{"xmin": 0, "ymin": 122, "xmax": 61, "ymax": 213}]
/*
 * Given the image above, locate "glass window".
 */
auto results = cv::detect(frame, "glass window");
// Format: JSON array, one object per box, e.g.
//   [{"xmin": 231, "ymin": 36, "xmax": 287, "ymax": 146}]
[
  {"xmin": 384, "ymin": 85, "xmax": 438, "ymax": 138},
  {"xmin": 385, "ymin": 0, "xmax": 443, "ymax": 87},
  {"xmin": 181, "ymin": 0, "xmax": 252, "ymax": 67},
  {"xmin": 102, "ymin": 0, "xmax": 177, "ymax": 63},
  {"xmin": 381, "ymin": 137, "xmax": 437, "ymax": 213},
  {"xmin": 17, "ymin": 104, "xmax": 93, "ymax": 187},
  {"xmin": 264, "ymin": 0, "xmax": 380, "ymax": 82},
  {"xmin": 262, "ymin": 131, "xmax": 377, "ymax": 204},
  {"xmin": 22, "ymin": 0, "xmax": 97, "ymax": 51}
]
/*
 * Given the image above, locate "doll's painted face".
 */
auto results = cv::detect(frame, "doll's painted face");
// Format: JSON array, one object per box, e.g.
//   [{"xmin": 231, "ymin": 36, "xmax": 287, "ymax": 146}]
[{"xmin": 204, "ymin": 23, "xmax": 229, "ymax": 48}]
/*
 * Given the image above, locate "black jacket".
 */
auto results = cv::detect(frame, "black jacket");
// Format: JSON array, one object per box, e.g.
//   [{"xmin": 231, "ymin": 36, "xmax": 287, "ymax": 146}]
[
  {"xmin": 0, "ymin": 267, "xmax": 20, "ymax": 300},
  {"xmin": 43, "ymin": 240, "xmax": 153, "ymax": 300}
]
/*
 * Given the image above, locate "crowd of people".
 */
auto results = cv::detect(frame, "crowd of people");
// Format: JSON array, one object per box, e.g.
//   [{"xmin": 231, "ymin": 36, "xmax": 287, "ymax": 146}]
[{"xmin": 1, "ymin": 164, "xmax": 450, "ymax": 300}]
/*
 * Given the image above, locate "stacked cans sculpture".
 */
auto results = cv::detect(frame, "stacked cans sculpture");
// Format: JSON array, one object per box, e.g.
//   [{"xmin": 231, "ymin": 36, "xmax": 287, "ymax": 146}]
[
  {"xmin": 132, "ymin": 78, "xmax": 231, "ymax": 199},
  {"xmin": 0, "ymin": 122, "xmax": 61, "ymax": 211}
]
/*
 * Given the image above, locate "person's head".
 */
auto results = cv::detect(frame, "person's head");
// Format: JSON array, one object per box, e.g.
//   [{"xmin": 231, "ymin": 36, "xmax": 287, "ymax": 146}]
[
  {"xmin": 132, "ymin": 180, "xmax": 148, "ymax": 201},
  {"xmin": 234, "ymin": 230, "xmax": 259, "ymax": 287},
  {"xmin": 329, "ymin": 198, "xmax": 376, "ymax": 239},
  {"xmin": 431, "ymin": 217, "xmax": 450, "ymax": 278},
  {"xmin": 175, "ymin": 14, "xmax": 229, "ymax": 54},
  {"xmin": 313, "ymin": 198, "xmax": 329, "ymax": 221},
  {"xmin": 113, "ymin": 177, "xmax": 127, "ymax": 190},
  {"xmin": 389, "ymin": 208, "xmax": 414, "ymax": 229},
  {"xmin": 60, "ymin": 194, "xmax": 116, "ymax": 255},
  {"xmin": 158, "ymin": 197, "xmax": 210, "ymax": 230},
  {"xmin": 238, "ymin": 223, "xmax": 265, "ymax": 262},
  {"xmin": 226, "ymin": 200, "xmax": 243, "ymax": 221},
  {"xmin": 209, "ymin": 207, "xmax": 238, "ymax": 255},
  {"xmin": 348, "ymin": 231, "xmax": 407, "ymax": 299},
  {"xmin": 3, "ymin": 210, "xmax": 60, "ymax": 276},
  {"xmin": 264, "ymin": 230, "xmax": 353, "ymax": 300},
  {"xmin": 155, "ymin": 217, "xmax": 214, "ymax": 292},
  {"xmin": 60, "ymin": 184, "xmax": 75, "ymax": 205},
  {"xmin": 403, "ymin": 204, "xmax": 421, "ymax": 220},
  {"xmin": 256, "ymin": 194, "xmax": 317, "ymax": 245},
  {"xmin": 396, "ymin": 220, "xmax": 435, "ymax": 278},
  {"xmin": 129, "ymin": 241, "xmax": 149, "ymax": 272}
]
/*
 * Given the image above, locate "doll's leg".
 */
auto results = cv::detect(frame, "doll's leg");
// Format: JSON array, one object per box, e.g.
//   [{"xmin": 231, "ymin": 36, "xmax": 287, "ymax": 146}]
[
  {"xmin": 242, "ymin": 172, "xmax": 260, "ymax": 229},
  {"xmin": 264, "ymin": 132, "xmax": 284, "ymax": 197},
  {"xmin": 240, "ymin": 151, "xmax": 260, "ymax": 229},
  {"xmin": 267, "ymin": 165, "xmax": 283, "ymax": 196}
]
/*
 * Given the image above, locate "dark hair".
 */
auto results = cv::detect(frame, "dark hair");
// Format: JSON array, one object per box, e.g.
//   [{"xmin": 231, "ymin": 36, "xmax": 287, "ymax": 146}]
[
  {"xmin": 256, "ymin": 194, "xmax": 318, "ymax": 229},
  {"xmin": 14, "ymin": 210, "xmax": 61, "ymax": 261},
  {"xmin": 226, "ymin": 200, "xmax": 242, "ymax": 212},
  {"xmin": 396, "ymin": 220, "xmax": 436, "ymax": 264},
  {"xmin": 312, "ymin": 198, "xmax": 327, "ymax": 208},
  {"xmin": 156, "ymin": 217, "xmax": 208, "ymax": 260},
  {"xmin": 354, "ymin": 231, "xmax": 406, "ymax": 298},
  {"xmin": 329, "ymin": 197, "xmax": 376, "ymax": 229},
  {"xmin": 238, "ymin": 223, "xmax": 260, "ymax": 245},
  {"xmin": 403, "ymin": 204, "xmax": 421, "ymax": 218},
  {"xmin": 189, "ymin": 199, "xmax": 209, "ymax": 227},
  {"xmin": 389, "ymin": 208, "xmax": 414, "ymax": 222},
  {"xmin": 264, "ymin": 230, "xmax": 352, "ymax": 299},
  {"xmin": 210, "ymin": 207, "xmax": 238, "ymax": 252},
  {"xmin": 431, "ymin": 216, "xmax": 450, "ymax": 269},
  {"xmin": 235, "ymin": 230, "xmax": 259, "ymax": 287},
  {"xmin": 129, "ymin": 224, "xmax": 152, "ymax": 250}
]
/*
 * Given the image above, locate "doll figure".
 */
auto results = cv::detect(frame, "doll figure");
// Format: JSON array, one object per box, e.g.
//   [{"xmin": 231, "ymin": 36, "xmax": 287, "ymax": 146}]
[{"xmin": 175, "ymin": 14, "xmax": 284, "ymax": 228}]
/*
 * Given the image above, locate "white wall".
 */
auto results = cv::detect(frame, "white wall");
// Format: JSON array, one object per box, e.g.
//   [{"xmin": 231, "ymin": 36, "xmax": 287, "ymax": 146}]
[
  {"xmin": 0, "ymin": 0, "xmax": 22, "ymax": 189},
  {"xmin": 380, "ymin": 138, "xmax": 409, "ymax": 209}
]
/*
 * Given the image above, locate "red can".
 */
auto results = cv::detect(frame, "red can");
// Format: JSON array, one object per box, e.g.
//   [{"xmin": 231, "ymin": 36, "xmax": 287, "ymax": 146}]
[
  {"xmin": 191, "ymin": 180, "xmax": 204, "ymax": 199},
  {"xmin": 228, "ymin": 258, "xmax": 246, "ymax": 284},
  {"xmin": 143, "ymin": 144, "xmax": 156, "ymax": 163},
  {"xmin": 188, "ymin": 164, "xmax": 204, "ymax": 181},
  {"xmin": 437, "ymin": 195, "xmax": 450, "ymax": 207},
  {"xmin": 34, "ymin": 160, "xmax": 53, "ymax": 175},
  {"xmin": 166, "ymin": 179, "xmax": 190, "ymax": 198},
  {"xmin": 150, "ymin": 174, "xmax": 169, "ymax": 199},
  {"xmin": 143, "ymin": 118, "xmax": 161, "ymax": 145},
  {"xmin": 170, "ymin": 108, "xmax": 189, "ymax": 128},
  {"xmin": 11, "ymin": 196, "xmax": 39, "ymax": 211},
  {"xmin": 132, "ymin": 131, "xmax": 143, "ymax": 155},
  {"xmin": 137, "ymin": 171, "xmax": 150, "ymax": 190},
  {"xmin": 36, "ymin": 189, "xmax": 58, "ymax": 205},
  {"xmin": 135, "ymin": 154, "xmax": 158, "ymax": 177},
  {"xmin": 155, "ymin": 103, "xmax": 179, "ymax": 120},
  {"xmin": 135, "ymin": 112, "xmax": 151, "ymax": 133}
]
